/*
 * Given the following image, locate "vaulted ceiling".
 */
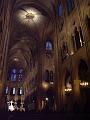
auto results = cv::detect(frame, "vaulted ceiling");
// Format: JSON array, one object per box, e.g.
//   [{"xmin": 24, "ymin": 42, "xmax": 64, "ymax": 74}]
[{"xmin": 7, "ymin": 0, "xmax": 57, "ymax": 71}]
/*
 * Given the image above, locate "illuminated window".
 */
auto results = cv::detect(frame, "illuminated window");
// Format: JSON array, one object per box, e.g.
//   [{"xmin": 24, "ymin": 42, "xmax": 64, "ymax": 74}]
[
  {"xmin": 13, "ymin": 88, "xmax": 16, "ymax": 95},
  {"xmin": 6, "ymin": 86, "xmax": 9, "ymax": 94},
  {"xmin": 10, "ymin": 68, "xmax": 17, "ymax": 81},
  {"xmin": 57, "ymin": 1, "xmax": 63, "ymax": 16},
  {"xmin": 78, "ymin": 26, "xmax": 84, "ymax": 46},
  {"xmin": 20, "ymin": 87, "xmax": 23, "ymax": 95},
  {"xmin": 9, "ymin": 68, "xmax": 24, "ymax": 81},
  {"xmin": 18, "ymin": 69, "xmax": 23, "ymax": 81},
  {"xmin": 74, "ymin": 27, "xmax": 84, "ymax": 50},
  {"xmin": 46, "ymin": 41, "xmax": 53, "ymax": 51},
  {"xmin": 18, "ymin": 87, "xmax": 23, "ymax": 95}
]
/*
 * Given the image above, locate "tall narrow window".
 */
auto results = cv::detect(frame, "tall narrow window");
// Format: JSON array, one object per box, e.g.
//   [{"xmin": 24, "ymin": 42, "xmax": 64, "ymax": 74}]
[
  {"xmin": 45, "ymin": 39, "xmax": 53, "ymax": 57},
  {"xmin": 74, "ymin": 27, "xmax": 81, "ymax": 50},
  {"xmin": 18, "ymin": 69, "xmax": 23, "ymax": 81},
  {"xmin": 67, "ymin": 0, "xmax": 74, "ymax": 14},
  {"xmin": 20, "ymin": 87, "xmax": 23, "ymax": 95},
  {"xmin": 10, "ymin": 68, "xmax": 17, "ymax": 81},
  {"xmin": 18, "ymin": 87, "xmax": 23, "ymax": 95},
  {"xmin": 79, "ymin": 26, "xmax": 84, "ymax": 46},
  {"xmin": 6, "ymin": 86, "xmax": 9, "ymax": 94},
  {"xmin": 46, "ymin": 41, "xmax": 53, "ymax": 51},
  {"xmin": 57, "ymin": 1, "xmax": 63, "ymax": 17},
  {"xmin": 13, "ymin": 88, "xmax": 16, "ymax": 95}
]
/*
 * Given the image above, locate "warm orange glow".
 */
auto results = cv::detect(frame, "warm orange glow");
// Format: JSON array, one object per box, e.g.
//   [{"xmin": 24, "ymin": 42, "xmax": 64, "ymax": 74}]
[
  {"xmin": 80, "ymin": 81, "xmax": 89, "ymax": 86},
  {"xmin": 70, "ymin": 51, "xmax": 74, "ymax": 55},
  {"xmin": 42, "ymin": 82, "xmax": 49, "ymax": 90},
  {"xmin": 65, "ymin": 88, "xmax": 72, "ymax": 92}
]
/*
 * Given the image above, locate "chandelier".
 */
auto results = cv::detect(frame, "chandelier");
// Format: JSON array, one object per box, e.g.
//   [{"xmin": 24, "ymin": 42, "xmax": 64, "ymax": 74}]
[
  {"xmin": 26, "ymin": 13, "xmax": 35, "ymax": 20},
  {"xmin": 16, "ymin": 7, "xmax": 44, "ymax": 26}
]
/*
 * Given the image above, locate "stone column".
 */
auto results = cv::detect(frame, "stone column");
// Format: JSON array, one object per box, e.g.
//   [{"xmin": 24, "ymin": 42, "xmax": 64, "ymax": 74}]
[
  {"xmin": 54, "ymin": 22, "xmax": 62, "ymax": 111},
  {"xmin": 36, "ymin": 40, "xmax": 43, "ymax": 111},
  {"xmin": 0, "ymin": 0, "xmax": 12, "ymax": 111}
]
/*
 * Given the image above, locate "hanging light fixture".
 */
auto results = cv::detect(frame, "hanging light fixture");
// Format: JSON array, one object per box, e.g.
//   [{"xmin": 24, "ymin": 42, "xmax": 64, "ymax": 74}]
[
  {"xmin": 16, "ymin": 7, "xmax": 44, "ymax": 26},
  {"xmin": 80, "ymin": 81, "xmax": 89, "ymax": 87},
  {"xmin": 25, "ymin": 13, "xmax": 35, "ymax": 20}
]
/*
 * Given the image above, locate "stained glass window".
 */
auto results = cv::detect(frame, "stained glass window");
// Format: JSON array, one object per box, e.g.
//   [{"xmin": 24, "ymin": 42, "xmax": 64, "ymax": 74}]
[
  {"xmin": 13, "ymin": 88, "xmax": 16, "ymax": 95},
  {"xmin": 6, "ymin": 86, "xmax": 9, "ymax": 94},
  {"xmin": 18, "ymin": 87, "xmax": 23, "ymax": 95},
  {"xmin": 57, "ymin": 1, "xmax": 63, "ymax": 16},
  {"xmin": 10, "ymin": 68, "xmax": 17, "ymax": 81},
  {"xmin": 46, "ymin": 41, "xmax": 53, "ymax": 51},
  {"xmin": 20, "ymin": 87, "xmax": 23, "ymax": 95},
  {"xmin": 18, "ymin": 69, "xmax": 23, "ymax": 81},
  {"xmin": 9, "ymin": 68, "xmax": 24, "ymax": 81}
]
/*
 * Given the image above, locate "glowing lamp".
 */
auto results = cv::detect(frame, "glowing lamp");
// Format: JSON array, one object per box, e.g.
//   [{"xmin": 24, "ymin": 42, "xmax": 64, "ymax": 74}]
[
  {"xmin": 65, "ymin": 88, "xmax": 72, "ymax": 92},
  {"xmin": 80, "ymin": 81, "xmax": 89, "ymax": 86},
  {"xmin": 26, "ymin": 13, "xmax": 34, "ymax": 19},
  {"xmin": 42, "ymin": 82, "xmax": 49, "ymax": 90},
  {"xmin": 45, "ymin": 97, "xmax": 49, "ymax": 101}
]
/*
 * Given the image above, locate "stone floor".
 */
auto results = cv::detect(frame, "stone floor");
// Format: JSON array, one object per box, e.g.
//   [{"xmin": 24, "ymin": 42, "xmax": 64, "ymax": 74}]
[{"xmin": 0, "ymin": 112, "xmax": 90, "ymax": 120}]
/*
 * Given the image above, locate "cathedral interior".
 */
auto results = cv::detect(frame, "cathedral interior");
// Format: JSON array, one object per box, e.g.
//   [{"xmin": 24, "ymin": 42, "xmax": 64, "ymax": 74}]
[{"xmin": 0, "ymin": 0, "xmax": 90, "ymax": 119}]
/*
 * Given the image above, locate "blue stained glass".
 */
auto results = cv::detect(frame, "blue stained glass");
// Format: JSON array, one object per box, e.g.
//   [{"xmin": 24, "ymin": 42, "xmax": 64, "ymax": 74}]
[
  {"xmin": 10, "ymin": 68, "xmax": 24, "ymax": 81},
  {"xmin": 12, "ymin": 69, "xmax": 16, "ymax": 73},
  {"xmin": 13, "ymin": 74, "xmax": 16, "ymax": 79},
  {"xmin": 58, "ymin": 2, "xmax": 63, "ymax": 16},
  {"xmin": 10, "ymin": 68, "xmax": 17, "ymax": 81},
  {"xmin": 46, "ymin": 41, "xmax": 52, "ymax": 50},
  {"xmin": 11, "ymin": 74, "xmax": 16, "ymax": 81}
]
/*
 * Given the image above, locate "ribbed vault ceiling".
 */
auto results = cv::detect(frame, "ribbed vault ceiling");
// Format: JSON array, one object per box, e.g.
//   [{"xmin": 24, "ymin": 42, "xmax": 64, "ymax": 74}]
[{"xmin": 8, "ymin": 0, "xmax": 56, "ymax": 72}]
